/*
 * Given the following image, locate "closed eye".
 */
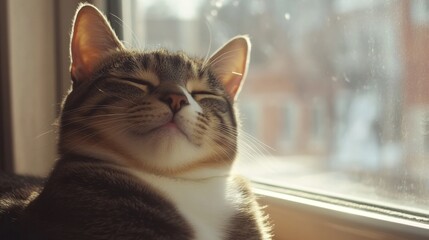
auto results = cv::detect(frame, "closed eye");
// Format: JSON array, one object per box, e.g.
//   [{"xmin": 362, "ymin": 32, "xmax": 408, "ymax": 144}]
[
  {"xmin": 120, "ymin": 77, "xmax": 155, "ymax": 92},
  {"xmin": 191, "ymin": 91, "xmax": 218, "ymax": 96},
  {"xmin": 98, "ymin": 78, "xmax": 151, "ymax": 98}
]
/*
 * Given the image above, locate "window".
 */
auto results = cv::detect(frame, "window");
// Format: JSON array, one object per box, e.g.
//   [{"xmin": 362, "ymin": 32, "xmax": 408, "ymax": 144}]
[
  {"xmin": 4, "ymin": 0, "xmax": 428, "ymax": 239},
  {"xmin": 120, "ymin": 0, "xmax": 429, "ymax": 230},
  {"xmin": 412, "ymin": 0, "xmax": 429, "ymax": 24},
  {"xmin": 419, "ymin": 111, "xmax": 429, "ymax": 154},
  {"xmin": 239, "ymin": 102, "xmax": 262, "ymax": 139},
  {"xmin": 309, "ymin": 99, "xmax": 326, "ymax": 150},
  {"xmin": 278, "ymin": 100, "xmax": 299, "ymax": 153}
]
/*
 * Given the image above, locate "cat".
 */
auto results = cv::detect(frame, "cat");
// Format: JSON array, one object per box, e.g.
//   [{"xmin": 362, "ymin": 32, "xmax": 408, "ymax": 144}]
[{"xmin": 0, "ymin": 3, "xmax": 271, "ymax": 240}]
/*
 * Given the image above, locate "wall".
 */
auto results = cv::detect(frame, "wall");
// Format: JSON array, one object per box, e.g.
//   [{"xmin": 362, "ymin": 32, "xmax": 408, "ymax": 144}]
[{"xmin": 7, "ymin": 0, "xmax": 57, "ymax": 175}]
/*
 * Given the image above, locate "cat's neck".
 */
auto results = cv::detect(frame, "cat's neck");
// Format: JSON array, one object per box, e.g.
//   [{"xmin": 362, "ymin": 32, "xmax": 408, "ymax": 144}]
[
  {"xmin": 123, "ymin": 162, "xmax": 232, "ymax": 182},
  {"xmin": 123, "ymin": 165, "xmax": 239, "ymax": 240},
  {"xmin": 62, "ymin": 145, "xmax": 233, "ymax": 181},
  {"xmin": 166, "ymin": 166, "xmax": 231, "ymax": 180}
]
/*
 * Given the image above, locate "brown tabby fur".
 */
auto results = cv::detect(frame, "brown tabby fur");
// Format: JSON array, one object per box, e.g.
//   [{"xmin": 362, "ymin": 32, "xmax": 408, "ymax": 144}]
[{"xmin": 0, "ymin": 3, "xmax": 271, "ymax": 240}]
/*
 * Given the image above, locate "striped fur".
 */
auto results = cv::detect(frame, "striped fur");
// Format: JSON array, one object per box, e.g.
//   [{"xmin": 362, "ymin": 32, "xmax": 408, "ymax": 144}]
[
  {"xmin": 59, "ymin": 49, "xmax": 240, "ymax": 178},
  {"xmin": 0, "ymin": 3, "xmax": 271, "ymax": 240}
]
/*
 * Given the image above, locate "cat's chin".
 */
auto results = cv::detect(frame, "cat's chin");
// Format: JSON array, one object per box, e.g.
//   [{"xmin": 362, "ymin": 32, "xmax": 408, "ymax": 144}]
[
  {"xmin": 129, "ymin": 119, "xmax": 199, "ymax": 147},
  {"xmin": 151, "ymin": 121, "xmax": 187, "ymax": 137},
  {"xmin": 131, "ymin": 124, "xmax": 190, "ymax": 144}
]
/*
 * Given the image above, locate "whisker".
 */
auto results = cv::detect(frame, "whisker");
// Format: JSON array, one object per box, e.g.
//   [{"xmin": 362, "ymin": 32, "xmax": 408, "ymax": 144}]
[
  {"xmin": 218, "ymin": 123, "xmax": 273, "ymax": 153},
  {"xmin": 61, "ymin": 105, "xmax": 126, "ymax": 115},
  {"xmin": 61, "ymin": 118, "xmax": 132, "ymax": 152},
  {"xmin": 36, "ymin": 130, "xmax": 55, "ymax": 139},
  {"xmin": 95, "ymin": 85, "xmax": 137, "ymax": 105},
  {"xmin": 206, "ymin": 49, "xmax": 242, "ymax": 70},
  {"xmin": 109, "ymin": 12, "xmax": 143, "ymax": 50},
  {"xmin": 61, "ymin": 114, "xmax": 129, "ymax": 127},
  {"xmin": 215, "ymin": 124, "xmax": 271, "ymax": 162},
  {"xmin": 202, "ymin": 20, "xmax": 213, "ymax": 69},
  {"xmin": 61, "ymin": 116, "xmax": 131, "ymax": 138}
]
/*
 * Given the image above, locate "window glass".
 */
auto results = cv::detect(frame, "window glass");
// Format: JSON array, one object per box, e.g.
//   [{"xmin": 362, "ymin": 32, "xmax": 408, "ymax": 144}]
[{"xmin": 125, "ymin": 0, "xmax": 429, "ymax": 215}]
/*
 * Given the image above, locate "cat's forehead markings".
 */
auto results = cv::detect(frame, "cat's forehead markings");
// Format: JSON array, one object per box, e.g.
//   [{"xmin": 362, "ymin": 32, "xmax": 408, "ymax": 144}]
[
  {"xmin": 188, "ymin": 58, "xmax": 199, "ymax": 73},
  {"xmin": 108, "ymin": 78, "xmax": 149, "ymax": 92},
  {"xmin": 132, "ymin": 70, "xmax": 160, "ymax": 86}
]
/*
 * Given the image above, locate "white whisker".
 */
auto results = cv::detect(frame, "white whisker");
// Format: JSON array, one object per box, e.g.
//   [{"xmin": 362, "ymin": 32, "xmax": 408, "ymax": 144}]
[{"xmin": 202, "ymin": 21, "xmax": 213, "ymax": 69}]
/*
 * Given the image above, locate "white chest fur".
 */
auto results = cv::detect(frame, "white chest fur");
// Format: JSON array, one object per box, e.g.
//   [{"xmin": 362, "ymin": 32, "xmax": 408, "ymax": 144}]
[{"xmin": 127, "ymin": 171, "xmax": 240, "ymax": 240}]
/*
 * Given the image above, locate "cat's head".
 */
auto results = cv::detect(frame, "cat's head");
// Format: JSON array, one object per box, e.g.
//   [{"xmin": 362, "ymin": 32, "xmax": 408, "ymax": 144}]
[{"xmin": 59, "ymin": 4, "xmax": 250, "ymax": 178}]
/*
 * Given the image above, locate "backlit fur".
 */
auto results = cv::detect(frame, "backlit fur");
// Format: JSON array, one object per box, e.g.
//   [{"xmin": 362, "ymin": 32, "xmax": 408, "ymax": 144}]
[{"xmin": 0, "ymin": 4, "xmax": 272, "ymax": 240}]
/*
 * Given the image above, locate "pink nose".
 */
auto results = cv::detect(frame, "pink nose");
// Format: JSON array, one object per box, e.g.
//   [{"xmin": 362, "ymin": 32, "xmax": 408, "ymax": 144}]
[{"xmin": 162, "ymin": 94, "xmax": 189, "ymax": 113}]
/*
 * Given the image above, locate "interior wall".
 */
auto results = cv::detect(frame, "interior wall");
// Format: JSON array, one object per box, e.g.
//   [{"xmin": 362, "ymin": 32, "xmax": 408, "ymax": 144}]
[
  {"xmin": 8, "ymin": 0, "xmax": 57, "ymax": 176},
  {"xmin": 4, "ymin": 0, "xmax": 101, "ymax": 176},
  {"xmin": 6, "ymin": 0, "xmax": 97, "ymax": 176}
]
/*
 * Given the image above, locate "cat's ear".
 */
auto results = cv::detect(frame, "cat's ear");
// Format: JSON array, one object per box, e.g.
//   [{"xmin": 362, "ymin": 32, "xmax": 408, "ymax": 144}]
[
  {"xmin": 208, "ymin": 36, "xmax": 250, "ymax": 101},
  {"xmin": 70, "ymin": 4, "xmax": 124, "ymax": 82}
]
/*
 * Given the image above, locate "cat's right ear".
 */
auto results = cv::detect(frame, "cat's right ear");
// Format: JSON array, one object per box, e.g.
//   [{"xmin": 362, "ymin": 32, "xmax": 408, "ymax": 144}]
[{"xmin": 70, "ymin": 4, "xmax": 124, "ymax": 82}]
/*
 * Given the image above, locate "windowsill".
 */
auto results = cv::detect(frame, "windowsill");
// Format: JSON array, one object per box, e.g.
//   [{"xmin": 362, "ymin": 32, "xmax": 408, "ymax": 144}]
[{"xmin": 253, "ymin": 183, "xmax": 429, "ymax": 240}]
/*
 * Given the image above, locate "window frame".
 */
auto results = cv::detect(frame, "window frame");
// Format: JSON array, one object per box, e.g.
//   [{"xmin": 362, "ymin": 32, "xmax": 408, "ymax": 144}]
[
  {"xmin": 0, "ymin": 0, "xmax": 14, "ymax": 173},
  {"xmin": 255, "ymin": 183, "xmax": 429, "ymax": 240}
]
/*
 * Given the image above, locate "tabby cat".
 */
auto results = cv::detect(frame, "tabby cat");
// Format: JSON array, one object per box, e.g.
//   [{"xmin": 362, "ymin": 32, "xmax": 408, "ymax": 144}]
[{"xmin": 0, "ymin": 4, "xmax": 271, "ymax": 240}]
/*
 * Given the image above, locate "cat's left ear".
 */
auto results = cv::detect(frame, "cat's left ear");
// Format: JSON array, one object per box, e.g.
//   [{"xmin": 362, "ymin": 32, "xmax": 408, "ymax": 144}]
[
  {"xmin": 208, "ymin": 36, "xmax": 251, "ymax": 101},
  {"xmin": 70, "ymin": 4, "xmax": 124, "ymax": 82}
]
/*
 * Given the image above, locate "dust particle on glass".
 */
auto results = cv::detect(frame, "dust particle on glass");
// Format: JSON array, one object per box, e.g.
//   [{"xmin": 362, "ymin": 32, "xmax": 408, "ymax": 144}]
[
  {"xmin": 284, "ymin": 13, "xmax": 291, "ymax": 20},
  {"xmin": 215, "ymin": 0, "xmax": 223, "ymax": 8},
  {"xmin": 343, "ymin": 74, "xmax": 351, "ymax": 83}
]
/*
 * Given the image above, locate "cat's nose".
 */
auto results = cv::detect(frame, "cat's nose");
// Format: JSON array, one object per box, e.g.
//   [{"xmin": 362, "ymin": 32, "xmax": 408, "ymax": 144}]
[{"xmin": 161, "ymin": 93, "xmax": 189, "ymax": 113}]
